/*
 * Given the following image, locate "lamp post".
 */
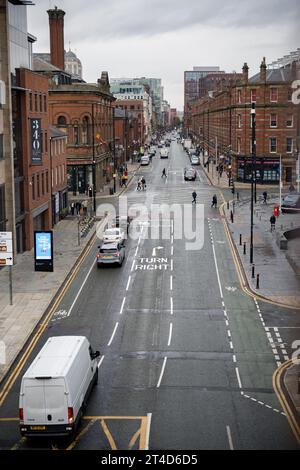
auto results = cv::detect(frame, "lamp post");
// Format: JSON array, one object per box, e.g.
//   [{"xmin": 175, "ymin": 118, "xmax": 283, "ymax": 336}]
[{"xmin": 250, "ymin": 102, "xmax": 256, "ymax": 265}]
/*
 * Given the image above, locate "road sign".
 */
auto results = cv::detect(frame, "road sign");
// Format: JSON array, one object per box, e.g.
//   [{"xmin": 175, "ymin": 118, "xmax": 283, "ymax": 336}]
[{"xmin": 0, "ymin": 232, "xmax": 13, "ymax": 266}]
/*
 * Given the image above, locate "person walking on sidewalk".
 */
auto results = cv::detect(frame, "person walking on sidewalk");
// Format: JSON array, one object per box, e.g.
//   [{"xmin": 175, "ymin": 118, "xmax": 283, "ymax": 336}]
[
  {"xmin": 263, "ymin": 191, "xmax": 268, "ymax": 204},
  {"xmin": 70, "ymin": 202, "xmax": 75, "ymax": 216},
  {"xmin": 162, "ymin": 168, "xmax": 167, "ymax": 178},
  {"xmin": 211, "ymin": 194, "xmax": 217, "ymax": 208},
  {"xmin": 270, "ymin": 214, "xmax": 276, "ymax": 232},
  {"xmin": 192, "ymin": 191, "xmax": 197, "ymax": 204}
]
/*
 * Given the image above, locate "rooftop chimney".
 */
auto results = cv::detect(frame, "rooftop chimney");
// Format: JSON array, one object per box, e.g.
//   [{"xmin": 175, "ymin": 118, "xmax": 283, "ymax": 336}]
[
  {"xmin": 242, "ymin": 62, "xmax": 249, "ymax": 84},
  {"xmin": 260, "ymin": 57, "xmax": 267, "ymax": 82},
  {"xmin": 47, "ymin": 7, "xmax": 65, "ymax": 71}
]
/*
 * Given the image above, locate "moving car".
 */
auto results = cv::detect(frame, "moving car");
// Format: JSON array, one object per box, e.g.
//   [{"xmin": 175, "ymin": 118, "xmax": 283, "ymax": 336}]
[
  {"xmin": 281, "ymin": 194, "xmax": 300, "ymax": 213},
  {"xmin": 191, "ymin": 155, "xmax": 200, "ymax": 165},
  {"xmin": 184, "ymin": 167, "xmax": 197, "ymax": 181},
  {"xmin": 160, "ymin": 147, "xmax": 169, "ymax": 159},
  {"xmin": 149, "ymin": 146, "xmax": 156, "ymax": 156},
  {"xmin": 19, "ymin": 336, "xmax": 99, "ymax": 437},
  {"xmin": 97, "ymin": 242, "xmax": 125, "ymax": 267},
  {"xmin": 141, "ymin": 155, "xmax": 150, "ymax": 166},
  {"xmin": 103, "ymin": 227, "xmax": 125, "ymax": 244}
]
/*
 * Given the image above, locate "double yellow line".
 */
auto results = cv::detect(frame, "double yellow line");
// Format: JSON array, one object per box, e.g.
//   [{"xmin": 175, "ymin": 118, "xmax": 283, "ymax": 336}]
[
  {"xmin": 0, "ymin": 233, "xmax": 96, "ymax": 407},
  {"xmin": 273, "ymin": 360, "xmax": 300, "ymax": 446}
]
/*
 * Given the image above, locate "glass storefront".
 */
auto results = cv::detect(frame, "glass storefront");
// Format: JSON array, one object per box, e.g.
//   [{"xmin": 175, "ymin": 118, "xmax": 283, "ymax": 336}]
[{"xmin": 237, "ymin": 157, "xmax": 280, "ymax": 184}]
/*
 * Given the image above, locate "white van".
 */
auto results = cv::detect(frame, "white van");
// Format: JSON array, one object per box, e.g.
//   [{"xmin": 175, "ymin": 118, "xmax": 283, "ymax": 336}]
[
  {"xmin": 19, "ymin": 336, "xmax": 100, "ymax": 437},
  {"xmin": 160, "ymin": 147, "xmax": 169, "ymax": 159}
]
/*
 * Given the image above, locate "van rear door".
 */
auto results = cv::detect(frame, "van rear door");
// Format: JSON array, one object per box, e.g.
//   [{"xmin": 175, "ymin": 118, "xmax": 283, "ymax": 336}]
[
  {"xmin": 23, "ymin": 380, "xmax": 46, "ymax": 425},
  {"xmin": 44, "ymin": 379, "xmax": 68, "ymax": 425}
]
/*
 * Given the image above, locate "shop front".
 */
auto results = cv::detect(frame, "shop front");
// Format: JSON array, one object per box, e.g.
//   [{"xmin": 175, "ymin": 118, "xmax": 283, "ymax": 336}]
[{"xmin": 236, "ymin": 157, "xmax": 280, "ymax": 184}]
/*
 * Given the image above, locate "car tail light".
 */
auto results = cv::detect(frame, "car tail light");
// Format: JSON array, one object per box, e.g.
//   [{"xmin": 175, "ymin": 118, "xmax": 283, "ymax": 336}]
[
  {"xmin": 68, "ymin": 407, "xmax": 74, "ymax": 424},
  {"xmin": 19, "ymin": 408, "xmax": 24, "ymax": 422},
  {"xmin": 114, "ymin": 252, "xmax": 120, "ymax": 257}
]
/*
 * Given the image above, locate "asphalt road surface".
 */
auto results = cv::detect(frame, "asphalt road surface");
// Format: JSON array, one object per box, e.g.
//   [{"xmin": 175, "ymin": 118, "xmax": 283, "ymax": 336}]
[{"xmin": 0, "ymin": 141, "xmax": 299, "ymax": 450}]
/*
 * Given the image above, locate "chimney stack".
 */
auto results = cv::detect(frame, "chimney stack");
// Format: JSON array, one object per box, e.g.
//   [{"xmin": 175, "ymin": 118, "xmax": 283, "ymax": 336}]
[
  {"xmin": 260, "ymin": 57, "xmax": 267, "ymax": 82},
  {"xmin": 242, "ymin": 62, "xmax": 249, "ymax": 84},
  {"xmin": 47, "ymin": 7, "xmax": 65, "ymax": 70}
]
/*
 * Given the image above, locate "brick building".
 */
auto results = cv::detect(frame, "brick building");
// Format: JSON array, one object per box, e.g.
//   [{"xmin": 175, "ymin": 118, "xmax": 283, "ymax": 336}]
[
  {"xmin": 49, "ymin": 126, "xmax": 68, "ymax": 225},
  {"xmin": 114, "ymin": 99, "xmax": 146, "ymax": 152},
  {"xmin": 192, "ymin": 58, "xmax": 299, "ymax": 185},
  {"xmin": 113, "ymin": 107, "xmax": 139, "ymax": 165}
]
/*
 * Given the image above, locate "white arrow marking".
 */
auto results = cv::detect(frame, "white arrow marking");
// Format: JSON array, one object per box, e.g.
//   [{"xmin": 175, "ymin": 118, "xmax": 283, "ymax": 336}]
[{"xmin": 152, "ymin": 246, "xmax": 164, "ymax": 257}]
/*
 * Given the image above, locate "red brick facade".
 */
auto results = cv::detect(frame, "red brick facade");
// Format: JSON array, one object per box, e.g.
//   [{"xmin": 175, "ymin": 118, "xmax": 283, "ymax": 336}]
[
  {"xmin": 114, "ymin": 99, "xmax": 146, "ymax": 148},
  {"xmin": 114, "ymin": 107, "xmax": 139, "ymax": 164}
]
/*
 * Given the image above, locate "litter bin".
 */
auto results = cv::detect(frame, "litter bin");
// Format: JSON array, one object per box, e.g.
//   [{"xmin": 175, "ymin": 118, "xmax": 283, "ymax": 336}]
[{"xmin": 109, "ymin": 187, "xmax": 114, "ymax": 195}]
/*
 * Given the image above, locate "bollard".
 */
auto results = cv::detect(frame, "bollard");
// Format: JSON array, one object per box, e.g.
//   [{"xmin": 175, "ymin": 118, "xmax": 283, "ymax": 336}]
[
  {"xmin": 239, "ymin": 234, "xmax": 242, "ymax": 246},
  {"xmin": 243, "ymin": 242, "xmax": 246, "ymax": 255},
  {"xmin": 256, "ymin": 274, "xmax": 260, "ymax": 289},
  {"xmin": 252, "ymin": 265, "xmax": 255, "ymax": 279},
  {"xmin": 230, "ymin": 210, "xmax": 234, "ymax": 223}
]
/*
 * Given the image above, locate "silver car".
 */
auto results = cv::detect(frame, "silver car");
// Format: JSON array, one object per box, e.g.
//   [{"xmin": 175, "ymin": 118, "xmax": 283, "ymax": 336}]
[{"xmin": 97, "ymin": 242, "xmax": 125, "ymax": 267}]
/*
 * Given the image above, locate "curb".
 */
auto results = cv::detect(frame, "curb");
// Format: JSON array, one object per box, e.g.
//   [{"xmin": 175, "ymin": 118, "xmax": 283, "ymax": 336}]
[
  {"xmin": 220, "ymin": 201, "xmax": 300, "ymax": 311},
  {"xmin": 0, "ymin": 219, "xmax": 106, "ymax": 403},
  {"xmin": 273, "ymin": 360, "xmax": 300, "ymax": 446}
]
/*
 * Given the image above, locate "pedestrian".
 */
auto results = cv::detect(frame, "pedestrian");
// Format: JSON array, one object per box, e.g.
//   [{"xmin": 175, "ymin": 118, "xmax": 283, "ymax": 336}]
[
  {"xmin": 70, "ymin": 202, "xmax": 75, "ymax": 216},
  {"xmin": 192, "ymin": 191, "xmax": 197, "ymax": 204},
  {"xmin": 211, "ymin": 194, "xmax": 217, "ymax": 208},
  {"xmin": 162, "ymin": 168, "xmax": 167, "ymax": 178},
  {"xmin": 122, "ymin": 174, "xmax": 127, "ymax": 187},
  {"xmin": 75, "ymin": 202, "xmax": 80, "ymax": 215},
  {"xmin": 270, "ymin": 214, "xmax": 276, "ymax": 232},
  {"xmin": 263, "ymin": 191, "xmax": 268, "ymax": 204}
]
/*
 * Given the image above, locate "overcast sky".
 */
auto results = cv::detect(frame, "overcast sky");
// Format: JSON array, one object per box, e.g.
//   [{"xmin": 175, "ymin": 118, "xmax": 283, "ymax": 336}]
[{"xmin": 28, "ymin": 0, "xmax": 299, "ymax": 111}]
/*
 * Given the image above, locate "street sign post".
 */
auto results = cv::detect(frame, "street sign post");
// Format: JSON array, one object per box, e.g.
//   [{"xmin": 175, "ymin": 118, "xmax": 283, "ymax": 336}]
[{"xmin": 0, "ymin": 232, "xmax": 14, "ymax": 305}]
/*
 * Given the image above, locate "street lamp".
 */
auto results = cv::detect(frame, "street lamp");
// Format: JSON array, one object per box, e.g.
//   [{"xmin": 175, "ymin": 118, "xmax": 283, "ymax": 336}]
[{"xmin": 250, "ymin": 102, "xmax": 256, "ymax": 265}]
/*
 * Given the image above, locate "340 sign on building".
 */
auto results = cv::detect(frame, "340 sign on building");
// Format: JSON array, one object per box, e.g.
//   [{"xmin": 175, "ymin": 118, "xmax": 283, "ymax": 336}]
[{"xmin": 31, "ymin": 118, "xmax": 42, "ymax": 164}]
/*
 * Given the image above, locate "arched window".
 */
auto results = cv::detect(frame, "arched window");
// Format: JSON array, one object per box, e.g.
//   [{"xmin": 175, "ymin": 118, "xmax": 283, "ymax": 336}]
[
  {"xmin": 57, "ymin": 116, "xmax": 67, "ymax": 126},
  {"xmin": 82, "ymin": 116, "xmax": 89, "ymax": 145}
]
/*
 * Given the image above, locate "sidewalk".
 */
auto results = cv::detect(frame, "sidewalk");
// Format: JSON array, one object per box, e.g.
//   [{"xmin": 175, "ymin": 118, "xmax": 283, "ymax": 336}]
[
  {"xmin": 224, "ymin": 197, "xmax": 300, "ymax": 308},
  {"xmin": 0, "ymin": 217, "xmax": 98, "ymax": 382}
]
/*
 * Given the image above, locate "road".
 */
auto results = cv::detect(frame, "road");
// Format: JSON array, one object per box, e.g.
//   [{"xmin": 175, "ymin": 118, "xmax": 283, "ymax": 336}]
[{"xmin": 0, "ymin": 140, "xmax": 299, "ymax": 450}]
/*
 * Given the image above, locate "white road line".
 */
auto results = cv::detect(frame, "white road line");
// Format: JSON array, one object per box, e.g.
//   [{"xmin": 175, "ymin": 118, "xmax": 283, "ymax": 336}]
[
  {"xmin": 135, "ymin": 246, "xmax": 139, "ymax": 257},
  {"xmin": 157, "ymin": 357, "xmax": 168, "ymax": 388},
  {"xmin": 170, "ymin": 275, "xmax": 173, "ymax": 291},
  {"xmin": 145, "ymin": 413, "xmax": 152, "ymax": 451},
  {"xmin": 171, "ymin": 235, "xmax": 174, "ymax": 245},
  {"xmin": 211, "ymin": 234, "xmax": 224, "ymax": 299},
  {"xmin": 171, "ymin": 246, "xmax": 174, "ymax": 256},
  {"xmin": 97, "ymin": 355, "xmax": 105, "ymax": 369},
  {"xmin": 171, "ymin": 259, "xmax": 174, "ymax": 271},
  {"xmin": 126, "ymin": 276, "xmax": 131, "ymax": 291},
  {"xmin": 226, "ymin": 425, "xmax": 234, "ymax": 450},
  {"xmin": 233, "ymin": 355, "xmax": 237, "ymax": 363},
  {"xmin": 67, "ymin": 260, "xmax": 95, "ymax": 317},
  {"xmin": 235, "ymin": 367, "xmax": 243, "ymax": 389},
  {"xmin": 170, "ymin": 297, "xmax": 173, "ymax": 315},
  {"xmin": 168, "ymin": 323, "xmax": 173, "ymax": 346},
  {"xmin": 107, "ymin": 322, "xmax": 119, "ymax": 346},
  {"xmin": 131, "ymin": 259, "xmax": 136, "ymax": 272},
  {"xmin": 120, "ymin": 297, "xmax": 126, "ymax": 315}
]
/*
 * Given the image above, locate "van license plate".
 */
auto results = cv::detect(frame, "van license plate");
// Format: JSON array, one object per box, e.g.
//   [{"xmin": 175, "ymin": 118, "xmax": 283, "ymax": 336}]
[{"xmin": 30, "ymin": 426, "xmax": 46, "ymax": 431}]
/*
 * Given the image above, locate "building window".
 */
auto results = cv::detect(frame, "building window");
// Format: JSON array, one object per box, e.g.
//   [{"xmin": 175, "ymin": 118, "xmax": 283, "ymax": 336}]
[
  {"xmin": 0, "ymin": 134, "xmax": 3, "ymax": 160},
  {"xmin": 74, "ymin": 126, "xmax": 79, "ymax": 145},
  {"xmin": 237, "ymin": 137, "xmax": 241, "ymax": 154},
  {"xmin": 42, "ymin": 172, "xmax": 45, "ymax": 195},
  {"xmin": 29, "ymin": 92, "xmax": 33, "ymax": 112},
  {"xmin": 82, "ymin": 116, "xmax": 89, "ymax": 144},
  {"xmin": 32, "ymin": 175, "xmax": 35, "ymax": 200},
  {"xmin": 45, "ymin": 131, "xmax": 48, "ymax": 152},
  {"xmin": 270, "ymin": 137, "xmax": 277, "ymax": 153},
  {"xmin": 41, "ymin": 131, "xmax": 43, "ymax": 154},
  {"xmin": 270, "ymin": 114, "xmax": 277, "ymax": 128},
  {"xmin": 37, "ymin": 174, "xmax": 40, "ymax": 198},
  {"xmin": 237, "ymin": 114, "xmax": 242, "ymax": 128},
  {"xmin": 270, "ymin": 88, "xmax": 278, "ymax": 102},
  {"xmin": 46, "ymin": 171, "xmax": 49, "ymax": 193},
  {"xmin": 286, "ymin": 114, "xmax": 293, "ymax": 127},
  {"xmin": 250, "ymin": 89, "xmax": 257, "ymax": 103},
  {"xmin": 286, "ymin": 137, "xmax": 293, "ymax": 153},
  {"xmin": 39, "ymin": 94, "xmax": 42, "ymax": 112},
  {"xmin": 58, "ymin": 115, "xmax": 67, "ymax": 126},
  {"xmin": 285, "ymin": 167, "xmax": 292, "ymax": 183},
  {"xmin": 44, "ymin": 95, "xmax": 47, "ymax": 113}
]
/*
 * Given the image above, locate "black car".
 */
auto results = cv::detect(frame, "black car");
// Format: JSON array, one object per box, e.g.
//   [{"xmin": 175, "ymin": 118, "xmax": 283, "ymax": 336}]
[{"xmin": 184, "ymin": 168, "xmax": 197, "ymax": 181}]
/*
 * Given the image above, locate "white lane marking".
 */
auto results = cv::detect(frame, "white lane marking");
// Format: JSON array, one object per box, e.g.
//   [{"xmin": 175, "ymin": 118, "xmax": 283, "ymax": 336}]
[
  {"xmin": 135, "ymin": 246, "xmax": 139, "ymax": 257},
  {"xmin": 171, "ymin": 235, "xmax": 174, "ymax": 245},
  {"xmin": 120, "ymin": 297, "xmax": 126, "ymax": 315},
  {"xmin": 145, "ymin": 413, "xmax": 152, "ymax": 451},
  {"xmin": 126, "ymin": 276, "xmax": 131, "ymax": 291},
  {"xmin": 171, "ymin": 246, "xmax": 174, "ymax": 256},
  {"xmin": 107, "ymin": 322, "xmax": 119, "ymax": 346},
  {"xmin": 171, "ymin": 220, "xmax": 174, "ymax": 235},
  {"xmin": 67, "ymin": 260, "xmax": 95, "ymax": 317},
  {"xmin": 233, "ymin": 355, "xmax": 237, "ymax": 363},
  {"xmin": 235, "ymin": 367, "xmax": 243, "ymax": 389},
  {"xmin": 97, "ymin": 355, "xmax": 105, "ymax": 369},
  {"xmin": 210, "ymin": 231, "xmax": 224, "ymax": 299},
  {"xmin": 170, "ymin": 297, "xmax": 173, "ymax": 315},
  {"xmin": 168, "ymin": 323, "xmax": 173, "ymax": 347},
  {"xmin": 226, "ymin": 425, "xmax": 234, "ymax": 450},
  {"xmin": 157, "ymin": 357, "xmax": 168, "ymax": 388},
  {"xmin": 170, "ymin": 275, "xmax": 173, "ymax": 291},
  {"xmin": 171, "ymin": 259, "xmax": 174, "ymax": 271},
  {"xmin": 131, "ymin": 259, "xmax": 136, "ymax": 272}
]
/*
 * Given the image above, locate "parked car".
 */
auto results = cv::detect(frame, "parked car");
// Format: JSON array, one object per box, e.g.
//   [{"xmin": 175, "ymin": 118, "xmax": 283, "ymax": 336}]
[
  {"xmin": 103, "ymin": 227, "xmax": 125, "ymax": 244},
  {"xmin": 160, "ymin": 147, "xmax": 169, "ymax": 158},
  {"xmin": 19, "ymin": 336, "xmax": 99, "ymax": 437},
  {"xmin": 281, "ymin": 194, "xmax": 300, "ymax": 213},
  {"xmin": 150, "ymin": 146, "xmax": 156, "ymax": 156},
  {"xmin": 191, "ymin": 155, "xmax": 200, "ymax": 165},
  {"xmin": 141, "ymin": 155, "xmax": 150, "ymax": 166},
  {"xmin": 97, "ymin": 242, "xmax": 125, "ymax": 267},
  {"xmin": 184, "ymin": 168, "xmax": 197, "ymax": 181}
]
